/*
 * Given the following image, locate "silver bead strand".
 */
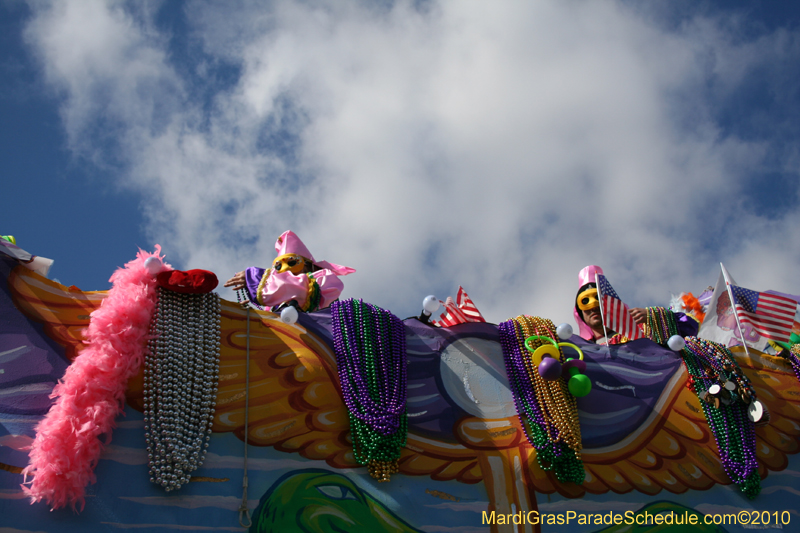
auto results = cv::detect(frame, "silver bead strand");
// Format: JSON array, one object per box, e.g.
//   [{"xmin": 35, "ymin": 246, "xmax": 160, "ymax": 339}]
[{"xmin": 145, "ymin": 286, "xmax": 221, "ymax": 491}]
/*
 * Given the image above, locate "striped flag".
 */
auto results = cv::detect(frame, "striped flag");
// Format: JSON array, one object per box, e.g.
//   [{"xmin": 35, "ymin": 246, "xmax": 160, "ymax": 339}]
[
  {"xmin": 432, "ymin": 286, "xmax": 486, "ymax": 327},
  {"xmin": 455, "ymin": 286, "xmax": 485, "ymax": 322},
  {"xmin": 596, "ymin": 274, "xmax": 644, "ymax": 341},
  {"xmin": 729, "ymin": 285, "xmax": 796, "ymax": 342}
]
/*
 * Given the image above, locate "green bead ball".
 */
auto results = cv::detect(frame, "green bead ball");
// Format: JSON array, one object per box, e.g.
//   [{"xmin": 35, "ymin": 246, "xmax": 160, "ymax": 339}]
[{"xmin": 569, "ymin": 374, "xmax": 592, "ymax": 397}]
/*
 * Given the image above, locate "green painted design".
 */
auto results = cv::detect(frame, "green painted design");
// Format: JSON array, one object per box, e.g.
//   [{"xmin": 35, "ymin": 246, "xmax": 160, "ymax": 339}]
[{"xmin": 250, "ymin": 469, "xmax": 423, "ymax": 533}]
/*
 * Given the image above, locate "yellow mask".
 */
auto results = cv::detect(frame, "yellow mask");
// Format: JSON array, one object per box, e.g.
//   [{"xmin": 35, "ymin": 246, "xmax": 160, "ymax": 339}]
[
  {"xmin": 272, "ymin": 253, "xmax": 311, "ymax": 275},
  {"xmin": 577, "ymin": 287, "xmax": 599, "ymax": 311}
]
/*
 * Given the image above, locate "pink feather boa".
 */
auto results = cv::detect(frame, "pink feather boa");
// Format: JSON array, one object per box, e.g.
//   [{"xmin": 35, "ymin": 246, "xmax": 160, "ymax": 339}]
[{"xmin": 22, "ymin": 246, "xmax": 170, "ymax": 510}]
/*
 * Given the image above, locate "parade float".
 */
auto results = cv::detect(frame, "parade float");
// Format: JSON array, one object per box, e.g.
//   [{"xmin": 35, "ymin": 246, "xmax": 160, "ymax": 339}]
[{"xmin": 1, "ymin": 235, "xmax": 799, "ymax": 533}]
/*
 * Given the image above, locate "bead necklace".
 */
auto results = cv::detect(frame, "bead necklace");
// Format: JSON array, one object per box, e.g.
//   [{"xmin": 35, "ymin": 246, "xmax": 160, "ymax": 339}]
[
  {"xmin": 679, "ymin": 337, "xmax": 760, "ymax": 498},
  {"xmin": 331, "ymin": 299, "xmax": 407, "ymax": 482},
  {"xmin": 499, "ymin": 315, "xmax": 585, "ymax": 484},
  {"xmin": 144, "ymin": 287, "xmax": 221, "ymax": 491},
  {"xmin": 236, "ymin": 287, "xmax": 263, "ymax": 310},
  {"xmin": 786, "ymin": 344, "xmax": 800, "ymax": 384},
  {"xmin": 301, "ymin": 275, "xmax": 321, "ymax": 312},
  {"xmin": 643, "ymin": 306, "xmax": 679, "ymax": 345}
]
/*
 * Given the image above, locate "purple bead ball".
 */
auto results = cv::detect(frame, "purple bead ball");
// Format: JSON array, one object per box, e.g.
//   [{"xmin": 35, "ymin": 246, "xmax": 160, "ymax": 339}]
[{"xmin": 538, "ymin": 356, "xmax": 562, "ymax": 381}]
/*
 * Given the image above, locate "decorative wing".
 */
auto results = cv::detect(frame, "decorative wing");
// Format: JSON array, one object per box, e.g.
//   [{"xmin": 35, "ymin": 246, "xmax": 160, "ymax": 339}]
[
  {"xmin": 7, "ymin": 266, "xmax": 104, "ymax": 362},
  {"xmin": 736, "ymin": 349, "xmax": 800, "ymax": 469},
  {"xmin": 8, "ymin": 268, "xmax": 479, "ymax": 481},
  {"xmin": 127, "ymin": 300, "xmax": 359, "ymax": 467},
  {"xmin": 545, "ymin": 346, "xmax": 800, "ymax": 498},
  {"xmin": 178, "ymin": 303, "xmax": 483, "ymax": 483}
]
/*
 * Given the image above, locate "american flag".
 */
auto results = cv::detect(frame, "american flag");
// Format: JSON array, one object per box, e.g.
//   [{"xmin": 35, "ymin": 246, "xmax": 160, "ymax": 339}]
[
  {"xmin": 432, "ymin": 286, "xmax": 486, "ymax": 327},
  {"xmin": 729, "ymin": 285, "xmax": 797, "ymax": 342},
  {"xmin": 596, "ymin": 274, "xmax": 644, "ymax": 341}
]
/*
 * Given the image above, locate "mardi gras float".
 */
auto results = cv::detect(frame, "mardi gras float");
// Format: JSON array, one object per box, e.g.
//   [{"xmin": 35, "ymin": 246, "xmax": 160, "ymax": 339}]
[{"xmin": 1, "ymin": 234, "xmax": 799, "ymax": 533}]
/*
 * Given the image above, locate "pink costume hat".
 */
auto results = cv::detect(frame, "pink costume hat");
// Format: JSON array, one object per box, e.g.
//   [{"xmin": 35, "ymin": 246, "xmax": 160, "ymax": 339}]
[
  {"xmin": 274, "ymin": 230, "xmax": 355, "ymax": 276},
  {"xmin": 574, "ymin": 265, "xmax": 604, "ymax": 340}
]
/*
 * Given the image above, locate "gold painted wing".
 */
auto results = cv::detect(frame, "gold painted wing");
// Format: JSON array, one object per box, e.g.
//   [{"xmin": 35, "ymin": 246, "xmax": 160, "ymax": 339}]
[
  {"xmin": 9, "ymin": 268, "xmax": 357, "ymax": 469},
  {"xmin": 7, "ymin": 266, "xmax": 104, "ymax": 361},
  {"xmin": 186, "ymin": 301, "xmax": 483, "ymax": 483},
  {"xmin": 535, "ymin": 347, "xmax": 800, "ymax": 498},
  {"xmin": 9, "ymin": 270, "xmax": 479, "ymax": 481},
  {"xmin": 127, "ymin": 300, "xmax": 361, "ymax": 467}
]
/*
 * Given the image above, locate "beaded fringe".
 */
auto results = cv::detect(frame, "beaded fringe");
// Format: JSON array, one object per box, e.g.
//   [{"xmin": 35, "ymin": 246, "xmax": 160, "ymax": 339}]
[
  {"xmin": 331, "ymin": 299, "xmax": 408, "ymax": 482},
  {"xmin": 144, "ymin": 287, "xmax": 221, "ymax": 491},
  {"xmin": 786, "ymin": 344, "xmax": 800, "ymax": 383},
  {"xmin": 679, "ymin": 338, "xmax": 761, "ymax": 499},
  {"xmin": 641, "ymin": 306, "xmax": 679, "ymax": 345},
  {"xmin": 499, "ymin": 315, "xmax": 585, "ymax": 484}
]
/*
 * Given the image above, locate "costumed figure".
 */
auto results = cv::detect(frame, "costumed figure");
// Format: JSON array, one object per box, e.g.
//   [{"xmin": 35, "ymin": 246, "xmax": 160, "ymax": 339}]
[
  {"xmin": 574, "ymin": 265, "xmax": 698, "ymax": 345},
  {"xmin": 224, "ymin": 230, "xmax": 355, "ymax": 312}
]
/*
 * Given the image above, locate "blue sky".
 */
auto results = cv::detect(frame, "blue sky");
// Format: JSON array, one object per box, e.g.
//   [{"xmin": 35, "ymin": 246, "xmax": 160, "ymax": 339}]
[{"xmin": 3, "ymin": 0, "xmax": 800, "ymax": 324}]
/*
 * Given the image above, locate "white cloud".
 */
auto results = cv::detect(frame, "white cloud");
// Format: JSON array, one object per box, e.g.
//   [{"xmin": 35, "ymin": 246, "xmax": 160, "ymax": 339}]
[{"xmin": 22, "ymin": 0, "xmax": 800, "ymax": 323}]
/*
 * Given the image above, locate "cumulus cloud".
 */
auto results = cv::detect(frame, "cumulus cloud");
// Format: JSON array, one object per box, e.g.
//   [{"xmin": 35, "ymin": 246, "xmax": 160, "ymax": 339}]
[{"xmin": 22, "ymin": 0, "xmax": 800, "ymax": 323}]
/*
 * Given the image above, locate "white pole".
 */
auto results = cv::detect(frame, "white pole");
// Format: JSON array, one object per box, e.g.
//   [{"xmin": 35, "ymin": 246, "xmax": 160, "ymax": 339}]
[{"xmin": 720, "ymin": 262, "xmax": 751, "ymax": 358}]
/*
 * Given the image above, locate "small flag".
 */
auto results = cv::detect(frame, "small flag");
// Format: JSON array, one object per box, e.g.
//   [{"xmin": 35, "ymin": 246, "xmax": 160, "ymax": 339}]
[
  {"xmin": 729, "ymin": 285, "xmax": 796, "ymax": 342},
  {"xmin": 455, "ymin": 286, "xmax": 485, "ymax": 323},
  {"xmin": 698, "ymin": 265, "xmax": 769, "ymax": 351},
  {"xmin": 432, "ymin": 286, "xmax": 486, "ymax": 327},
  {"xmin": 596, "ymin": 274, "xmax": 644, "ymax": 341}
]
